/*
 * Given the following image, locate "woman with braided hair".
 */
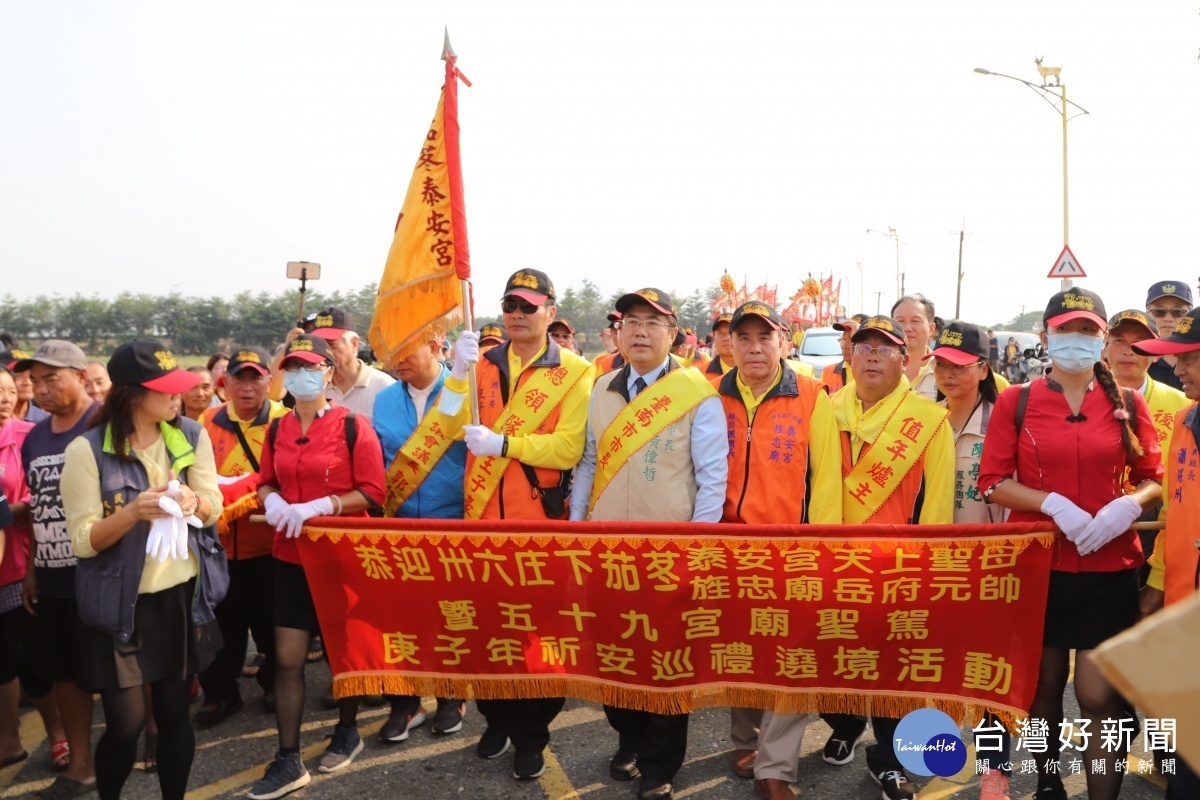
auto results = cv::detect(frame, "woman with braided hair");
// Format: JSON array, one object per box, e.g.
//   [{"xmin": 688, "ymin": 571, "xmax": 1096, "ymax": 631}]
[{"xmin": 978, "ymin": 288, "xmax": 1163, "ymax": 800}]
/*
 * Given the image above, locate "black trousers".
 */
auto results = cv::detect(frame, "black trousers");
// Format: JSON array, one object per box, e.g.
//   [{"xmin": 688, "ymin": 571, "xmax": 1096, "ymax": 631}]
[
  {"xmin": 198, "ymin": 556, "xmax": 275, "ymax": 704},
  {"xmin": 1168, "ymin": 757, "xmax": 1200, "ymax": 800},
  {"xmin": 604, "ymin": 705, "xmax": 689, "ymax": 785},
  {"xmin": 476, "ymin": 698, "xmax": 564, "ymax": 753},
  {"xmin": 822, "ymin": 713, "xmax": 900, "ymax": 769}
]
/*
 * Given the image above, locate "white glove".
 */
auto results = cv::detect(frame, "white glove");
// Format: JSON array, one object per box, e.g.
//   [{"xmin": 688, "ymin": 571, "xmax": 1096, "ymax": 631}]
[
  {"xmin": 279, "ymin": 496, "xmax": 334, "ymax": 539},
  {"xmin": 146, "ymin": 494, "xmax": 182, "ymax": 563},
  {"xmin": 1075, "ymin": 496, "xmax": 1142, "ymax": 556},
  {"xmin": 451, "ymin": 331, "xmax": 480, "ymax": 380},
  {"xmin": 464, "ymin": 425, "xmax": 505, "ymax": 458},
  {"xmin": 1040, "ymin": 492, "xmax": 1093, "ymax": 542},
  {"xmin": 264, "ymin": 493, "xmax": 288, "ymax": 529}
]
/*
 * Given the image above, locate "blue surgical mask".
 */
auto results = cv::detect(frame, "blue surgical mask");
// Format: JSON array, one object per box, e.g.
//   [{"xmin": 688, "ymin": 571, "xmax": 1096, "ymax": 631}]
[
  {"xmin": 283, "ymin": 368, "xmax": 326, "ymax": 401},
  {"xmin": 1046, "ymin": 332, "xmax": 1103, "ymax": 374}
]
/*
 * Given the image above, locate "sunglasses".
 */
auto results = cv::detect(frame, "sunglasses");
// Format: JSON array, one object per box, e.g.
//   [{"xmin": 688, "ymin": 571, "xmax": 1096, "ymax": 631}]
[
  {"xmin": 1148, "ymin": 308, "xmax": 1188, "ymax": 319},
  {"xmin": 501, "ymin": 297, "xmax": 541, "ymax": 315}
]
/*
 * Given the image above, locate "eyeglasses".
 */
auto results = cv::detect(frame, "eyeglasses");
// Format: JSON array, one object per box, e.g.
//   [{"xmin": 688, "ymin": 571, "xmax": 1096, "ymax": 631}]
[
  {"xmin": 501, "ymin": 297, "xmax": 540, "ymax": 314},
  {"xmin": 281, "ymin": 362, "xmax": 327, "ymax": 373},
  {"xmin": 615, "ymin": 318, "xmax": 675, "ymax": 332},
  {"xmin": 549, "ymin": 331, "xmax": 572, "ymax": 340},
  {"xmin": 1148, "ymin": 308, "xmax": 1189, "ymax": 319},
  {"xmin": 932, "ymin": 359, "xmax": 985, "ymax": 374},
  {"xmin": 851, "ymin": 343, "xmax": 902, "ymax": 359}
]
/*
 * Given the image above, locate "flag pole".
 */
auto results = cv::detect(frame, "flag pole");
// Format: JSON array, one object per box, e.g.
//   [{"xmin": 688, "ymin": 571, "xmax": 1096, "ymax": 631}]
[{"xmin": 443, "ymin": 29, "xmax": 480, "ymax": 426}]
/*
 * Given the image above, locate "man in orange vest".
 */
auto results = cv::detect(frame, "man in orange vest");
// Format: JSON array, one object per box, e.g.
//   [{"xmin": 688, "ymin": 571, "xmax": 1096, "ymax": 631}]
[
  {"xmin": 569, "ymin": 288, "xmax": 727, "ymax": 800},
  {"xmin": 821, "ymin": 313, "xmax": 866, "ymax": 393},
  {"xmin": 593, "ymin": 312, "xmax": 627, "ymax": 377},
  {"xmin": 1134, "ymin": 307, "xmax": 1200, "ymax": 799},
  {"xmin": 824, "ymin": 314, "xmax": 955, "ymax": 800},
  {"xmin": 197, "ymin": 346, "xmax": 289, "ymax": 725},
  {"xmin": 436, "ymin": 268, "xmax": 593, "ymax": 782},
  {"xmin": 716, "ymin": 301, "xmax": 841, "ymax": 800}
]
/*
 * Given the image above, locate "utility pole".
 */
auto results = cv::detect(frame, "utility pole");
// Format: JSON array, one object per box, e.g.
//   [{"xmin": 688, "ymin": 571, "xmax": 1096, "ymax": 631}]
[
  {"xmin": 875, "ymin": 290, "xmax": 883, "ymax": 315},
  {"xmin": 950, "ymin": 223, "xmax": 971, "ymax": 319}
]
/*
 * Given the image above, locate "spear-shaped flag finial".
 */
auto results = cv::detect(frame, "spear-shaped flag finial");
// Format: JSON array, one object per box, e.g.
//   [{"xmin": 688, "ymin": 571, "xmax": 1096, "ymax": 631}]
[{"xmin": 442, "ymin": 26, "xmax": 456, "ymax": 61}]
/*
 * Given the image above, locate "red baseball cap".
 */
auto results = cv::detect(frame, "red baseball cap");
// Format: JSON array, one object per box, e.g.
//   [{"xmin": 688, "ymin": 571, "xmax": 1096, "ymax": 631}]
[{"xmin": 107, "ymin": 340, "xmax": 201, "ymax": 394}]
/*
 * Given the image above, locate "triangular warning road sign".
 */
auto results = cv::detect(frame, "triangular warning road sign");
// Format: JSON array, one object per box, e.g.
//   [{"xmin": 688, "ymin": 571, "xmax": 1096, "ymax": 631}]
[{"xmin": 1047, "ymin": 245, "xmax": 1086, "ymax": 278}]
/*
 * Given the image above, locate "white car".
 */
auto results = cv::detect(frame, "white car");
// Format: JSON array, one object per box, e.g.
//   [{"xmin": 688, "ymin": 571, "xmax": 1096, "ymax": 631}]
[{"xmin": 794, "ymin": 327, "xmax": 843, "ymax": 372}]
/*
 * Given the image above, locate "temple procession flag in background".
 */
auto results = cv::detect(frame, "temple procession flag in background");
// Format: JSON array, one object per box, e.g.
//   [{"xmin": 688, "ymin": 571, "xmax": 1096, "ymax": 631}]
[
  {"xmin": 368, "ymin": 31, "xmax": 472, "ymax": 367},
  {"xmin": 299, "ymin": 517, "xmax": 1056, "ymax": 726}
]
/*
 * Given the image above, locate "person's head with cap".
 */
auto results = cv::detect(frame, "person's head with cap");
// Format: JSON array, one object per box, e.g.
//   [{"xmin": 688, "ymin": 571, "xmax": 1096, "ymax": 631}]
[
  {"xmin": 1103, "ymin": 310, "xmax": 1159, "ymax": 390},
  {"xmin": 500, "ymin": 269, "xmax": 558, "ymax": 352},
  {"xmin": 478, "ymin": 323, "xmax": 506, "ymax": 355},
  {"xmin": 599, "ymin": 312, "xmax": 621, "ymax": 354},
  {"xmin": 849, "ymin": 315, "xmax": 909, "ymax": 403},
  {"xmin": 614, "ymin": 288, "xmax": 678, "ymax": 372},
  {"xmin": 548, "ymin": 318, "xmax": 577, "ymax": 352},
  {"xmin": 730, "ymin": 301, "xmax": 789, "ymax": 390},
  {"xmin": 711, "ymin": 312, "xmax": 735, "ymax": 363},
  {"xmin": 1145, "ymin": 280, "xmax": 1193, "ymax": 340},
  {"xmin": 13, "ymin": 340, "xmax": 91, "ymax": 419},
  {"xmin": 1132, "ymin": 307, "xmax": 1200, "ymax": 400},
  {"xmin": 925, "ymin": 321, "xmax": 998, "ymax": 404},
  {"xmin": 224, "ymin": 346, "xmax": 274, "ymax": 419},
  {"xmin": 1040, "ymin": 287, "xmax": 1108, "ymax": 376},
  {"xmin": 673, "ymin": 328, "xmax": 699, "ymax": 358},
  {"xmin": 833, "ymin": 313, "xmax": 869, "ymax": 362},
  {"xmin": 94, "ymin": 340, "xmax": 201, "ymax": 457},
  {"xmin": 890, "ymin": 294, "xmax": 937, "ymax": 356},
  {"xmin": 279, "ymin": 334, "xmax": 334, "ymax": 404},
  {"xmin": 308, "ymin": 307, "xmax": 362, "ymax": 378}
]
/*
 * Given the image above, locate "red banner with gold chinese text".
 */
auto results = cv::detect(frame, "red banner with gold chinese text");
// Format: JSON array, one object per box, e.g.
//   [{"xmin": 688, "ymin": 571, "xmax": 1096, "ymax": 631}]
[{"xmin": 297, "ymin": 518, "xmax": 1055, "ymax": 725}]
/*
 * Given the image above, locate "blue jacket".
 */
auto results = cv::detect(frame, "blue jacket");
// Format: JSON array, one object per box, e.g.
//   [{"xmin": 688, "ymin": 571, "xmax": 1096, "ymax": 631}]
[{"xmin": 372, "ymin": 364, "xmax": 467, "ymax": 520}]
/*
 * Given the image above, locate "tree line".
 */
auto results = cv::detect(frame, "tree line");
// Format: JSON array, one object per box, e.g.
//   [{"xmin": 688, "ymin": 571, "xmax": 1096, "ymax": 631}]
[{"xmin": 1, "ymin": 280, "xmax": 725, "ymax": 358}]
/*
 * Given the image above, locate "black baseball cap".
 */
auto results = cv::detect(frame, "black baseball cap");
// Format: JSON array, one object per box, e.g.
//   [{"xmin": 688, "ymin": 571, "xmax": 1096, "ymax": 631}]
[
  {"xmin": 281, "ymin": 334, "xmax": 334, "ymax": 366},
  {"xmin": 1, "ymin": 349, "xmax": 32, "ymax": 370},
  {"xmin": 1146, "ymin": 281, "xmax": 1193, "ymax": 307},
  {"xmin": 851, "ymin": 316, "xmax": 907, "ymax": 348},
  {"xmin": 227, "ymin": 346, "xmax": 272, "ymax": 377},
  {"xmin": 12, "ymin": 340, "xmax": 88, "ymax": 373},
  {"xmin": 605, "ymin": 311, "xmax": 622, "ymax": 329},
  {"xmin": 1132, "ymin": 308, "xmax": 1200, "ymax": 356},
  {"xmin": 615, "ymin": 288, "xmax": 677, "ymax": 318},
  {"xmin": 309, "ymin": 307, "xmax": 356, "ymax": 340},
  {"xmin": 479, "ymin": 324, "xmax": 505, "ymax": 345},
  {"xmin": 924, "ymin": 321, "xmax": 989, "ymax": 366},
  {"xmin": 712, "ymin": 312, "xmax": 734, "ymax": 331},
  {"xmin": 1044, "ymin": 288, "xmax": 1107, "ymax": 330},
  {"xmin": 107, "ymin": 340, "xmax": 200, "ymax": 394},
  {"xmin": 1107, "ymin": 310, "xmax": 1157, "ymax": 340},
  {"xmin": 833, "ymin": 313, "xmax": 869, "ymax": 332},
  {"xmin": 730, "ymin": 301, "xmax": 788, "ymax": 332},
  {"xmin": 503, "ymin": 270, "xmax": 556, "ymax": 305}
]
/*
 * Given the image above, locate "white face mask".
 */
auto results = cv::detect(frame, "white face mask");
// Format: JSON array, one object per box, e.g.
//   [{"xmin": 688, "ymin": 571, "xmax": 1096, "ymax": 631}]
[
  {"xmin": 1046, "ymin": 332, "xmax": 1103, "ymax": 374},
  {"xmin": 283, "ymin": 368, "xmax": 326, "ymax": 401}
]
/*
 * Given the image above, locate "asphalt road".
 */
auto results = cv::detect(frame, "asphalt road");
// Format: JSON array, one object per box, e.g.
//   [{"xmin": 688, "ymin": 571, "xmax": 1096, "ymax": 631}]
[{"xmin": 0, "ymin": 660, "xmax": 1173, "ymax": 799}]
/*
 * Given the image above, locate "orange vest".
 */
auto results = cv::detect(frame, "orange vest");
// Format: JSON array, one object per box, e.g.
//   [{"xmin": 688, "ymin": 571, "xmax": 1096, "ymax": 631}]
[
  {"xmin": 1164, "ymin": 405, "xmax": 1200, "ymax": 606},
  {"xmin": 840, "ymin": 431, "xmax": 929, "ymax": 524},
  {"xmin": 472, "ymin": 343, "xmax": 570, "ymax": 520},
  {"xmin": 593, "ymin": 352, "xmax": 625, "ymax": 376},
  {"xmin": 202, "ymin": 402, "xmax": 278, "ymax": 560},
  {"xmin": 820, "ymin": 362, "xmax": 848, "ymax": 394},
  {"xmin": 720, "ymin": 366, "xmax": 822, "ymax": 524}
]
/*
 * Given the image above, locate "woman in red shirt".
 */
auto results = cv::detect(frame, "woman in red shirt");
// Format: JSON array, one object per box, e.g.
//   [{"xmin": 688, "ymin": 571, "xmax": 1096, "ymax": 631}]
[
  {"xmin": 979, "ymin": 289, "xmax": 1162, "ymax": 800},
  {"xmin": 250, "ymin": 335, "xmax": 385, "ymax": 800}
]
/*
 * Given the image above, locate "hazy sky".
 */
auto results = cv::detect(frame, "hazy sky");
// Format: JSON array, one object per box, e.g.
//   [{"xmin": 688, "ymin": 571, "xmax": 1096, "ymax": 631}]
[{"xmin": 3, "ymin": 1, "xmax": 1198, "ymax": 329}]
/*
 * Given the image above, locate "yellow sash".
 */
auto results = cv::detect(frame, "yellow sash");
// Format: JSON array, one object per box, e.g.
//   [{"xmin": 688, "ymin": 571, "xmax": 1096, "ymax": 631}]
[
  {"xmin": 843, "ymin": 395, "xmax": 947, "ymax": 524},
  {"xmin": 589, "ymin": 368, "xmax": 717, "ymax": 513},
  {"xmin": 464, "ymin": 357, "xmax": 591, "ymax": 519},
  {"xmin": 384, "ymin": 407, "xmax": 458, "ymax": 516}
]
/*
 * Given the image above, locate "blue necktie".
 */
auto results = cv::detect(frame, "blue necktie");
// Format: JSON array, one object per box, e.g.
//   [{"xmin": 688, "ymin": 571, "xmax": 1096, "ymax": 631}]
[{"xmin": 632, "ymin": 376, "xmax": 647, "ymax": 398}]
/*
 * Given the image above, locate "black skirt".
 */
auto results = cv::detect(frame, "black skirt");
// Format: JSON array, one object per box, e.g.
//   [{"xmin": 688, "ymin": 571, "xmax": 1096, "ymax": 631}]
[
  {"xmin": 273, "ymin": 560, "xmax": 320, "ymax": 634},
  {"xmin": 78, "ymin": 578, "xmax": 221, "ymax": 692},
  {"xmin": 1042, "ymin": 568, "xmax": 1139, "ymax": 650}
]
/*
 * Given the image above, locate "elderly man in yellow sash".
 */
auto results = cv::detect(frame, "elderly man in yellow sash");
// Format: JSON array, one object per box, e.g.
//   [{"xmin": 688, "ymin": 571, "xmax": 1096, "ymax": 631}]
[
  {"xmin": 716, "ymin": 301, "xmax": 842, "ymax": 800},
  {"xmin": 823, "ymin": 314, "xmax": 955, "ymax": 800},
  {"xmin": 436, "ymin": 268, "xmax": 593, "ymax": 782},
  {"xmin": 569, "ymin": 288, "xmax": 728, "ymax": 800}
]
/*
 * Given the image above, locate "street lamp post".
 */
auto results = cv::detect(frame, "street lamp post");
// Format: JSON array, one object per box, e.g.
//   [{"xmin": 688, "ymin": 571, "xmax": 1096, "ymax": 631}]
[
  {"xmin": 867, "ymin": 227, "xmax": 902, "ymax": 301},
  {"xmin": 974, "ymin": 63, "xmax": 1089, "ymax": 289}
]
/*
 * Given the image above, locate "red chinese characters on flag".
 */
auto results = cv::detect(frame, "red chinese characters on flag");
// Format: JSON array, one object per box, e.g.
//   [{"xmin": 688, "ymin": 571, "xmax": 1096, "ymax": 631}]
[{"xmin": 300, "ymin": 518, "xmax": 1054, "ymax": 723}]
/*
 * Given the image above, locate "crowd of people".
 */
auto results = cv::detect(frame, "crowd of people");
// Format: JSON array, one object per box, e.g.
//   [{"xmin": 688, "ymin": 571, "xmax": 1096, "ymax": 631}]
[{"xmin": 0, "ymin": 271, "xmax": 1197, "ymax": 800}]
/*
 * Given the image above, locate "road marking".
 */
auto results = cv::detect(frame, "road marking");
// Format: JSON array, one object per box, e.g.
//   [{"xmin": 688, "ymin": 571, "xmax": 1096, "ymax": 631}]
[{"xmin": 539, "ymin": 746, "xmax": 581, "ymax": 800}]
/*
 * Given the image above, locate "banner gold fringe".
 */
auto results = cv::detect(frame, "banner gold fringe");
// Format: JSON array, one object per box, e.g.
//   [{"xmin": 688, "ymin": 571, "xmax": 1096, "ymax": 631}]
[
  {"xmin": 217, "ymin": 492, "xmax": 260, "ymax": 535},
  {"xmin": 331, "ymin": 673, "xmax": 1023, "ymax": 728}
]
